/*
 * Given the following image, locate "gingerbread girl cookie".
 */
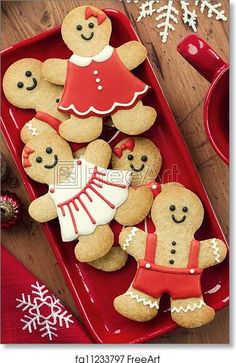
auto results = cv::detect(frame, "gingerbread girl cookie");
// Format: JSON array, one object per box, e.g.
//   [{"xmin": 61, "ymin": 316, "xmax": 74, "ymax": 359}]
[
  {"xmin": 111, "ymin": 137, "xmax": 162, "ymax": 225},
  {"xmin": 42, "ymin": 5, "xmax": 157, "ymax": 143},
  {"xmin": 114, "ymin": 184, "xmax": 227, "ymax": 328},
  {"xmin": 21, "ymin": 131, "xmax": 131, "ymax": 263}
]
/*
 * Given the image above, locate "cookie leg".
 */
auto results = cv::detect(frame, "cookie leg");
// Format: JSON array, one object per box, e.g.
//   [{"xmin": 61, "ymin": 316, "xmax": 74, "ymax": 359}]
[
  {"xmin": 114, "ymin": 287, "xmax": 160, "ymax": 322},
  {"xmin": 111, "ymin": 101, "xmax": 156, "ymax": 135},
  {"xmin": 88, "ymin": 246, "xmax": 128, "ymax": 272},
  {"xmin": 59, "ymin": 115, "xmax": 103, "ymax": 143},
  {"xmin": 74, "ymin": 225, "xmax": 114, "ymax": 262},
  {"xmin": 171, "ymin": 297, "xmax": 215, "ymax": 328}
]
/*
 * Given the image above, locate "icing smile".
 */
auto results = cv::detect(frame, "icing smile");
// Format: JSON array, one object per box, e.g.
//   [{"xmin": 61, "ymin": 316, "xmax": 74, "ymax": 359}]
[
  {"xmin": 130, "ymin": 164, "xmax": 145, "ymax": 172},
  {"xmin": 81, "ymin": 32, "xmax": 94, "ymax": 41},
  {"xmin": 26, "ymin": 77, "xmax": 37, "ymax": 91},
  {"xmin": 172, "ymin": 215, "xmax": 186, "ymax": 224},
  {"xmin": 44, "ymin": 155, "xmax": 58, "ymax": 169}
]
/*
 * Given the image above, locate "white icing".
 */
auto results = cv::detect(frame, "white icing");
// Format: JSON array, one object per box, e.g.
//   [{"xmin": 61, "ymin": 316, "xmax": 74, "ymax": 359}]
[
  {"xmin": 69, "ymin": 45, "xmax": 114, "ymax": 67},
  {"xmin": 171, "ymin": 299, "xmax": 206, "ymax": 313},
  {"xmin": 49, "ymin": 158, "xmax": 131, "ymax": 242},
  {"xmin": 25, "ymin": 122, "xmax": 39, "ymax": 136},
  {"xmin": 125, "ymin": 291, "xmax": 159, "ymax": 310},
  {"xmin": 122, "ymin": 227, "xmax": 138, "ymax": 251},
  {"xmin": 59, "ymin": 85, "xmax": 149, "ymax": 117},
  {"xmin": 155, "ymin": 1, "xmax": 179, "ymax": 43},
  {"xmin": 211, "ymin": 238, "xmax": 221, "ymax": 263}
]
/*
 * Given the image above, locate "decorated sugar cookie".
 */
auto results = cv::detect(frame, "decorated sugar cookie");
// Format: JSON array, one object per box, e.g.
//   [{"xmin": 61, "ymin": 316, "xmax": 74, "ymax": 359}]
[
  {"xmin": 22, "ymin": 132, "xmax": 131, "ymax": 262},
  {"xmin": 114, "ymin": 184, "xmax": 227, "ymax": 328},
  {"xmin": 42, "ymin": 5, "xmax": 157, "ymax": 143},
  {"xmin": 111, "ymin": 137, "xmax": 162, "ymax": 225}
]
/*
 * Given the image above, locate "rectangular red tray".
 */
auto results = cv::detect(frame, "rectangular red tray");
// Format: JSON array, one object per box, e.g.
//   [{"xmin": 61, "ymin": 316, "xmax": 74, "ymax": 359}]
[{"xmin": 1, "ymin": 9, "xmax": 229, "ymax": 344}]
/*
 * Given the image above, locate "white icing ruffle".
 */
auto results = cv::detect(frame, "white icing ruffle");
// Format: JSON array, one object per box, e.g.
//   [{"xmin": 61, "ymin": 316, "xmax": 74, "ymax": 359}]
[
  {"xmin": 25, "ymin": 122, "xmax": 38, "ymax": 136},
  {"xmin": 211, "ymin": 238, "xmax": 221, "ymax": 263},
  {"xmin": 69, "ymin": 45, "xmax": 114, "ymax": 67},
  {"xmin": 122, "ymin": 227, "xmax": 138, "ymax": 251},
  {"xmin": 171, "ymin": 299, "xmax": 206, "ymax": 313},
  {"xmin": 125, "ymin": 291, "xmax": 159, "ymax": 310},
  {"xmin": 58, "ymin": 85, "xmax": 149, "ymax": 117}
]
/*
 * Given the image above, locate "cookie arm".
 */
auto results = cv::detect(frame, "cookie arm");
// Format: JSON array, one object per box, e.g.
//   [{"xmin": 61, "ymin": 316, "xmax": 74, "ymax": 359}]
[
  {"xmin": 42, "ymin": 59, "xmax": 67, "ymax": 85},
  {"xmin": 83, "ymin": 139, "xmax": 112, "ymax": 168},
  {"xmin": 198, "ymin": 238, "xmax": 228, "ymax": 269},
  {"xmin": 119, "ymin": 227, "xmax": 147, "ymax": 259},
  {"xmin": 116, "ymin": 41, "xmax": 147, "ymax": 70},
  {"xmin": 28, "ymin": 193, "xmax": 57, "ymax": 223},
  {"xmin": 21, "ymin": 118, "xmax": 57, "ymax": 144}
]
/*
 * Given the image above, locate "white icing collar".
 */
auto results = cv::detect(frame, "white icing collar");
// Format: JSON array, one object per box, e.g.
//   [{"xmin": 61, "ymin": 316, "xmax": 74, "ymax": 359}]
[{"xmin": 70, "ymin": 45, "xmax": 114, "ymax": 67}]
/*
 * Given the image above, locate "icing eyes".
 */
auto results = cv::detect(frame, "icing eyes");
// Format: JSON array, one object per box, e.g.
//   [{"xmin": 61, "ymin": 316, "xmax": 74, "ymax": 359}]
[
  {"xmin": 182, "ymin": 206, "xmax": 188, "ymax": 212},
  {"xmin": 141, "ymin": 155, "xmax": 148, "ymax": 162},
  {"xmin": 127, "ymin": 154, "xmax": 133, "ymax": 161},
  {"xmin": 169, "ymin": 205, "xmax": 176, "ymax": 211},
  {"xmin": 46, "ymin": 147, "xmax": 53, "ymax": 154},
  {"xmin": 88, "ymin": 22, "xmax": 94, "ymax": 29},
  {"xmin": 76, "ymin": 24, "xmax": 83, "ymax": 31},
  {"xmin": 36, "ymin": 156, "xmax": 42, "ymax": 163},
  {"xmin": 56, "ymin": 98, "xmax": 60, "ymax": 103},
  {"xmin": 17, "ymin": 82, "xmax": 24, "ymax": 88},
  {"xmin": 25, "ymin": 71, "xmax": 32, "ymax": 77}
]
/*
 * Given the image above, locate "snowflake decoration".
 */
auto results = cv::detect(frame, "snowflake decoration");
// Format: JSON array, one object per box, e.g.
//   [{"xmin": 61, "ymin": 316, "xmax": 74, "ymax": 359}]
[
  {"xmin": 155, "ymin": 1, "xmax": 179, "ymax": 43},
  {"xmin": 181, "ymin": 1, "xmax": 197, "ymax": 32},
  {"xmin": 195, "ymin": 0, "xmax": 227, "ymax": 21},
  {"xmin": 16, "ymin": 281, "xmax": 74, "ymax": 340},
  {"xmin": 124, "ymin": 0, "xmax": 227, "ymax": 43},
  {"xmin": 137, "ymin": 0, "xmax": 158, "ymax": 22}
]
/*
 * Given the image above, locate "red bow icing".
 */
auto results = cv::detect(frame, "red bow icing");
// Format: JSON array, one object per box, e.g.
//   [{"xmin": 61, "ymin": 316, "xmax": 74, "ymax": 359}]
[
  {"xmin": 85, "ymin": 7, "xmax": 107, "ymax": 25},
  {"xmin": 113, "ymin": 138, "xmax": 135, "ymax": 158},
  {"xmin": 22, "ymin": 146, "xmax": 35, "ymax": 168}
]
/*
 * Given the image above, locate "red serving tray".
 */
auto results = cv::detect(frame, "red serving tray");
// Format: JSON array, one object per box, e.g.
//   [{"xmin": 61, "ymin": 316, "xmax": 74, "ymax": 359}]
[{"xmin": 1, "ymin": 9, "xmax": 229, "ymax": 344}]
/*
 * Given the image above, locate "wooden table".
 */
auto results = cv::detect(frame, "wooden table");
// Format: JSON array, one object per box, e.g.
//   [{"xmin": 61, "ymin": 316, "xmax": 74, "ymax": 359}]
[{"xmin": 1, "ymin": 0, "xmax": 229, "ymax": 344}]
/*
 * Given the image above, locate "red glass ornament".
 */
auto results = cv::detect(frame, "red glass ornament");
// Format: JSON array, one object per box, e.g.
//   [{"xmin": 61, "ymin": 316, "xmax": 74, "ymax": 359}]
[{"xmin": 0, "ymin": 191, "xmax": 23, "ymax": 228}]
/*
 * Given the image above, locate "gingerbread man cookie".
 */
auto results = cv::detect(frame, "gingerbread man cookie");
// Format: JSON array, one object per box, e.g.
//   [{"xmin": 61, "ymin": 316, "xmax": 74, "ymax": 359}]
[
  {"xmin": 114, "ymin": 184, "xmax": 227, "ymax": 328},
  {"xmin": 22, "ymin": 131, "xmax": 131, "ymax": 263},
  {"xmin": 111, "ymin": 137, "xmax": 162, "ymax": 225},
  {"xmin": 42, "ymin": 6, "xmax": 157, "ymax": 143}
]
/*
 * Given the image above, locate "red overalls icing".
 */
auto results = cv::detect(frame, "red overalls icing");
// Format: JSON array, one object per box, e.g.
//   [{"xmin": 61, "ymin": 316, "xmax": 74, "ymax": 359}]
[
  {"xmin": 58, "ymin": 45, "xmax": 149, "ymax": 118},
  {"xmin": 133, "ymin": 233, "xmax": 203, "ymax": 299}
]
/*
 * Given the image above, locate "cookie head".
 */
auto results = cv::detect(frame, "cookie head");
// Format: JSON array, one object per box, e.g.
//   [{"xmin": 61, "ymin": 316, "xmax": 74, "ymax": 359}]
[
  {"xmin": 22, "ymin": 133, "xmax": 73, "ymax": 185},
  {"xmin": 112, "ymin": 137, "xmax": 162, "ymax": 187},
  {"xmin": 151, "ymin": 185, "xmax": 204, "ymax": 234},
  {"xmin": 3, "ymin": 59, "xmax": 42, "ymax": 109},
  {"xmin": 61, "ymin": 6, "xmax": 112, "ymax": 56}
]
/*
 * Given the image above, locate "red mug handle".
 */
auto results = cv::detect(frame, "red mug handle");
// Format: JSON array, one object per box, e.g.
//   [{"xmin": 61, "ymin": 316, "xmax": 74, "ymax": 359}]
[{"xmin": 177, "ymin": 34, "xmax": 227, "ymax": 83}]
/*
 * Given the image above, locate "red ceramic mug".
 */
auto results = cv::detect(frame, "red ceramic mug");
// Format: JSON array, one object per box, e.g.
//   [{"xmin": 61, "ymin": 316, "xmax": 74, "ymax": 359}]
[{"xmin": 177, "ymin": 34, "xmax": 229, "ymax": 164}]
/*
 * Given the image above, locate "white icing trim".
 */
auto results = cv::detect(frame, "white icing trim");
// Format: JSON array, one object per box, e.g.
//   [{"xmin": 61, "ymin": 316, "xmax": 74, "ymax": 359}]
[
  {"xmin": 125, "ymin": 291, "xmax": 159, "ymax": 310},
  {"xmin": 25, "ymin": 122, "xmax": 39, "ymax": 136},
  {"xmin": 171, "ymin": 299, "xmax": 206, "ymax": 313},
  {"xmin": 122, "ymin": 227, "xmax": 138, "ymax": 250},
  {"xmin": 58, "ymin": 85, "xmax": 149, "ymax": 117},
  {"xmin": 211, "ymin": 238, "xmax": 221, "ymax": 263},
  {"xmin": 69, "ymin": 45, "xmax": 114, "ymax": 67}
]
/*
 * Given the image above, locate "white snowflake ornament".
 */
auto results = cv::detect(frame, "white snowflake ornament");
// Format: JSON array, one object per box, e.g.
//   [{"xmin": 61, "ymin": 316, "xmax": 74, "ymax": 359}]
[
  {"xmin": 195, "ymin": 0, "xmax": 227, "ymax": 21},
  {"xmin": 181, "ymin": 1, "xmax": 198, "ymax": 32},
  {"xmin": 155, "ymin": 0, "xmax": 179, "ymax": 43},
  {"xmin": 137, "ymin": 0, "xmax": 158, "ymax": 22},
  {"xmin": 16, "ymin": 281, "xmax": 74, "ymax": 340}
]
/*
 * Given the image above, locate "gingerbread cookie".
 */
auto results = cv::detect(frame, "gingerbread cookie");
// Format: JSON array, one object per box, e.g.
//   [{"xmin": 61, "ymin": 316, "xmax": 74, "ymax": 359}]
[
  {"xmin": 111, "ymin": 137, "xmax": 162, "ymax": 225},
  {"xmin": 22, "ymin": 132, "xmax": 132, "ymax": 263},
  {"xmin": 2, "ymin": 58, "xmax": 98, "ymax": 147},
  {"xmin": 42, "ymin": 5, "xmax": 157, "ymax": 143},
  {"xmin": 114, "ymin": 184, "xmax": 227, "ymax": 328}
]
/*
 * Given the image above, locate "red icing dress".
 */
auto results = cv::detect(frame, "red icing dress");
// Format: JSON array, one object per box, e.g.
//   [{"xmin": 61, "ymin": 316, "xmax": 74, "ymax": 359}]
[
  {"xmin": 59, "ymin": 45, "xmax": 150, "ymax": 118},
  {"xmin": 133, "ymin": 233, "xmax": 202, "ymax": 300}
]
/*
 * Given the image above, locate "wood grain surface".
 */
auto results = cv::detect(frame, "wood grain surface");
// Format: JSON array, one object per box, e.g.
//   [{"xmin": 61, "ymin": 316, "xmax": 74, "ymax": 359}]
[{"xmin": 1, "ymin": 0, "xmax": 229, "ymax": 344}]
